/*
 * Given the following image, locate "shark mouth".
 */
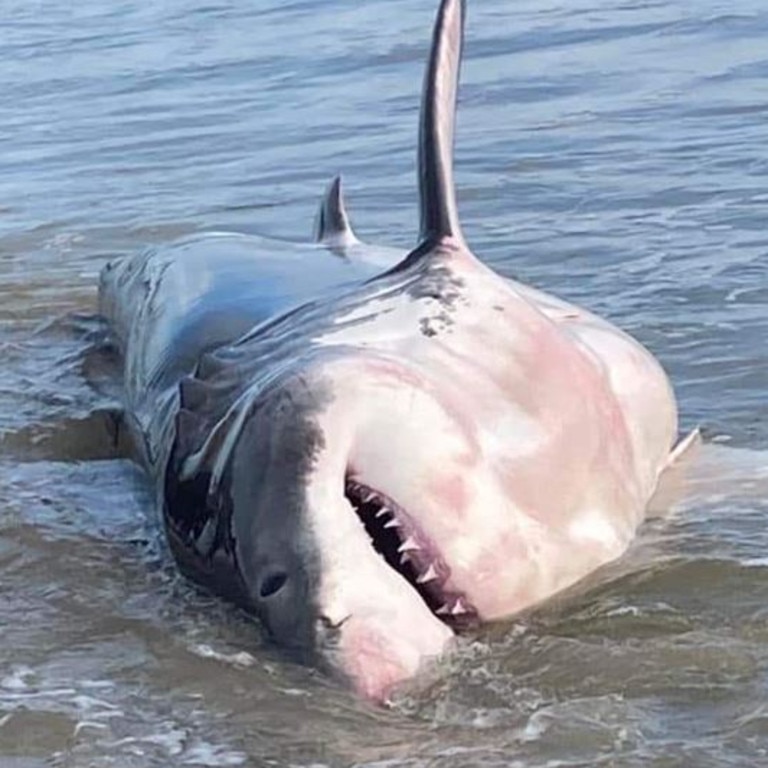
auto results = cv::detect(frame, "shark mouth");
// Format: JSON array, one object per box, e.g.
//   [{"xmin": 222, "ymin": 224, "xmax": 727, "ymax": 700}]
[{"xmin": 345, "ymin": 478, "xmax": 478, "ymax": 630}]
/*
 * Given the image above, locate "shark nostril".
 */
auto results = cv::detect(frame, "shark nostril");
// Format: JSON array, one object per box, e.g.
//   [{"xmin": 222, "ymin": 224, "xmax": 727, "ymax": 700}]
[
  {"xmin": 259, "ymin": 570, "xmax": 288, "ymax": 599},
  {"xmin": 318, "ymin": 614, "xmax": 351, "ymax": 632}
]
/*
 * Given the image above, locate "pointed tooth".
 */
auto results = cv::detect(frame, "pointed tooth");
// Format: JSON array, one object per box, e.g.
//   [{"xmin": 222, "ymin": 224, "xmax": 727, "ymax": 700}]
[
  {"xmin": 451, "ymin": 598, "xmax": 468, "ymax": 616},
  {"xmin": 397, "ymin": 536, "xmax": 419, "ymax": 553},
  {"xmin": 375, "ymin": 506, "xmax": 391, "ymax": 519},
  {"xmin": 436, "ymin": 603, "xmax": 451, "ymax": 615},
  {"xmin": 383, "ymin": 517, "xmax": 402, "ymax": 529},
  {"xmin": 362, "ymin": 490, "xmax": 377, "ymax": 503},
  {"xmin": 400, "ymin": 552, "xmax": 412, "ymax": 565},
  {"xmin": 416, "ymin": 563, "xmax": 438, "ymax": 584}
]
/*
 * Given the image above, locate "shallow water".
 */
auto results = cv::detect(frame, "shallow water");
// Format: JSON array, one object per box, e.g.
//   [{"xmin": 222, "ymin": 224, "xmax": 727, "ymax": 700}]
[{"xmin": 2, "ymin": 0, "xmax": 768, "ymax": 765}]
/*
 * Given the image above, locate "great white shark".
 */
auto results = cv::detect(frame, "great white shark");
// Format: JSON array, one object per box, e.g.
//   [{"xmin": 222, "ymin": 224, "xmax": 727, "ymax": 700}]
[{"xmin": 99, "ymin": 0, "xmax": 692, "ymax": 702}]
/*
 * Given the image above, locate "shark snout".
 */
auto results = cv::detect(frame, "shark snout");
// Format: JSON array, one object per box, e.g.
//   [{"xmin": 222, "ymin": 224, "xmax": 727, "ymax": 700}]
[
  {"xmin": 309, "ymin": 501, "xmax": 455, "ymax": 702},
  {"xmin": 317, "ymin": 608, "xmax": 453, "ymax": 704}
]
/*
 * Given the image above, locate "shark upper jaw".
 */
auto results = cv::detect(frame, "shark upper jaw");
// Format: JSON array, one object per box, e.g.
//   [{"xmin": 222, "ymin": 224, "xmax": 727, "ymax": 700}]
[{"xmin": 294, "ymin": 363, "xmax": 477, "ymax": 703}]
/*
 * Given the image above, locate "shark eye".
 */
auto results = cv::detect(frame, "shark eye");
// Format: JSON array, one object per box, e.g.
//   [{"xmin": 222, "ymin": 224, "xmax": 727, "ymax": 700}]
[{"xmin": 259, "ymin": 570, "xmax": 288, "ymax": 599}]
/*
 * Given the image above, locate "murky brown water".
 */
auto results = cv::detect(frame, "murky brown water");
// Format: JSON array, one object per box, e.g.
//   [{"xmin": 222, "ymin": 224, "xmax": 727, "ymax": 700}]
[{"xmin": 2, "ymin": 0, "xmax": 768, "ymax": 765}]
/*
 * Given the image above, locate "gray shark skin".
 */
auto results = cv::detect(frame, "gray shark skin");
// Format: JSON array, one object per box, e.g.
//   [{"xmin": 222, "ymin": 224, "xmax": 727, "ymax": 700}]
[{"xmin": 99, "ymin": 0, "xmax": 682, "ymax": 703}]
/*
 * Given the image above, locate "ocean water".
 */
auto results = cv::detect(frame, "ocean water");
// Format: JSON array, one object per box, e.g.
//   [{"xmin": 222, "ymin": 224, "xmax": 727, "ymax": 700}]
[{"xmin": 1, "ymin": 0, "xmax": 768, "ymax": 765}]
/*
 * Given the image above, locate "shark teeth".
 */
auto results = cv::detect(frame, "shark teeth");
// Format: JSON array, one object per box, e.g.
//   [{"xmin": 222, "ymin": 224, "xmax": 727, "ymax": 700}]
[
  {"xmin": 436, "ymin": 598, "xmax": 469, "ymax": 617},
  {"xmin": 451, "ymin": 598, "xmax": 468, "ymax": 616},
  {"xmin": 397, "ymin": 536, "xmax": 420, "ymax": 553},
  {"xmin": 383, "ymin": 517, "xmax": 401, "ymax": 529},
  {"xmin": 416, "ymin": 563, "xmax": 439, "ymax": 584}
]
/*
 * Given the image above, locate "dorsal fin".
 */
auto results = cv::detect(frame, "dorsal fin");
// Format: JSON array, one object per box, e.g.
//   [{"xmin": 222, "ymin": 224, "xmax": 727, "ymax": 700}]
[
  {"xmin": 374, "ymin": 0, "xmax": 469, "ymax": 281},
  {"xmin": 418, "ymin": 0, "xmax": 466, "ymax": 247},
  {"xmin": 313, "ymin": 175, "xmax": 359, "ymax": 247}
]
